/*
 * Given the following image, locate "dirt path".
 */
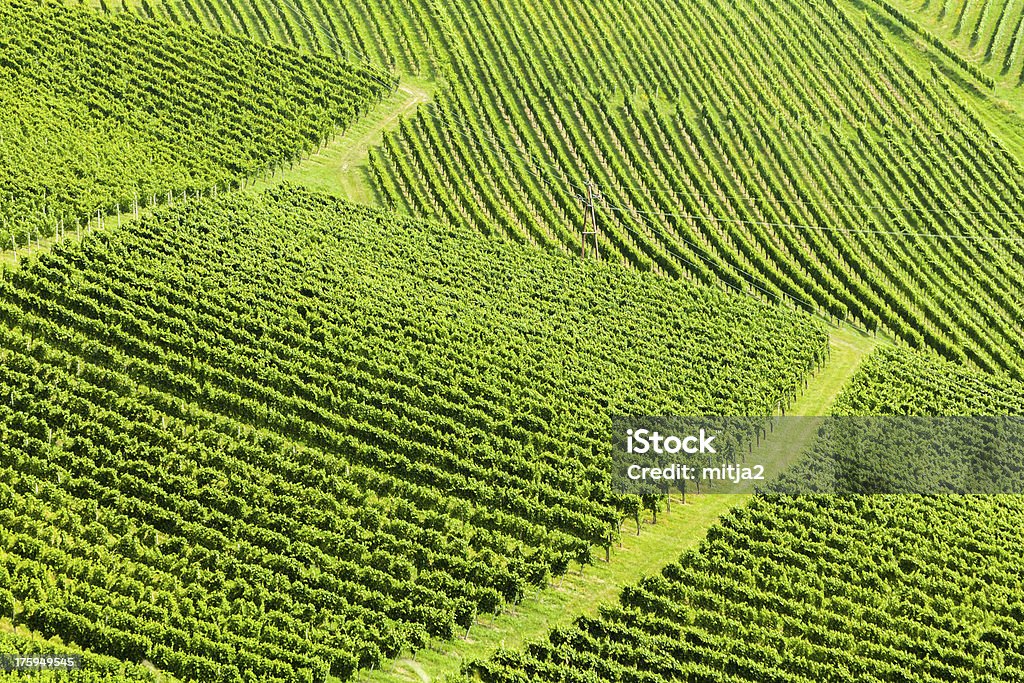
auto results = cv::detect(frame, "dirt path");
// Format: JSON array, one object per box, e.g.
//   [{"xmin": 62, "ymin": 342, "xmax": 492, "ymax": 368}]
[{"xmin": 252, "ymin": 78, "xmax": 433, "ymax": 204}]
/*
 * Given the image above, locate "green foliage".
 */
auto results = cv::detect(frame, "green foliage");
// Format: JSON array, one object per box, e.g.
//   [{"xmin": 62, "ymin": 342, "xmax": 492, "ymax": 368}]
[
  {"xmin": 0, "ymin": 187, "xmax": 824, "ymax": 681},
  {"xmin": 128, "ymin": 0, "xmax": 1024, "ymax": 377},
  {"xmin": 464, "ymin": 348, "xmax": 1024, "ymax": 682},
  {"xmin": 0, "ymin": 0, "xmax": 391, "ymax": 250},
  {"xmin": 763, "ymin": 347, "xmax": 1024, "ymax": 496},
  {"xmin": 469, "ymin": 494, "xmax": 1024, "ymax": 682},
  {"xmin": 370, "ymin": 0, "xmax": 1024, "ymax": 377},
  {"xmin": 886, "ymin": 0, "xmax": 1024, "ymax": 83},
  {"xmin": 834, "ymin": 345, "xmax": 1024, "ymax": 414}
]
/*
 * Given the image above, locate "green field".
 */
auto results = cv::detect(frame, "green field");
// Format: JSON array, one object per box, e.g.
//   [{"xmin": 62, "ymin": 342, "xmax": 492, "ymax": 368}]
[
  {"xmin": 101, "ymin": 0, "xmax": 1024, "ymax": 380},
  {"xmin": 467, "ymin": 344, "xmax": 1024, "ymax": 681},
  {"xmin": 0, "ymin": 0, "xmax": 391, "ymax": 252},
  {"xmin": 1, "ymin": 0, "xmax": 1023, "ymax": 680},
  {"xmin": 372, "ymin": 326, "xmax": 878, "ymax": 683},
  {"xmin": 0, "ymin": 186, "xmax": 830, "ymax": 681},
  {"xmin": 881, "ymin": 0, "xmax": 1024, "ymax": 88}
]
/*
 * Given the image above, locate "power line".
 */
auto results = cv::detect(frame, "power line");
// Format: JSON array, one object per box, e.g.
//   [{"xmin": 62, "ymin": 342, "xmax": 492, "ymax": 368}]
[
  {"xmin": 390, "ymin": 99, "xmax": 587, "ymax": 240},
  {"xmin": 614, "ymin": 207, "xmax": 860, "ymax": 328},
  {"xmin": 418, "ymin": 98, "xmax": 1024, "ymax": 246},
  {"xmin": 388, "ymin": 93, "xmax": 1016, "ymax": 335},
  {"xmin": 547, "ymin": 181, "xmax": 813, "ymax": 306},
  {"xmin": 580, "ymin": 180, "xmax": 600, "ymax": 259},
  {"xmin": 585, "ymin": 193, "xmax": 822, "ymax": 311},
  {"xmin": 599, "ymin": 202, "xmax": 1024, "ymax": 245},
  {"xmin": 386, "ymin": 98, "xmax": 872, "ymax": 329},
  {"xmin": 617, "ymin": 178, "xmax": 1024, "ymax": 227},
  {"xmin": 411, "ymin": 102, "xmax": 1019, "ymax": 344},
  {"xmin": 616, "ymin": 219, "xmax": 783, "ymax": 304},
  {"xmin": 591, "ymin": 189, "xmax": 1024, "ymax": 338}
]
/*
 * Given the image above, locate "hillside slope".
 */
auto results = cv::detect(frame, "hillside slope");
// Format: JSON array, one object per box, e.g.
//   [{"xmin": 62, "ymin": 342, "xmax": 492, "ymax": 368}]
[
  {"xmin": 0, "ymin": 0, "xmax": 390, "ymax": 250},
  {"xmin": 881, "ymin": 0, "xmax": 1024, "ymax": 87},
  {"xmin": 374, "ymin": 325, "xmax": 878, "ymax": 683},
  {"xmin": 834, "ymin": 344, "xmax": 1024, "ymax": 414},
  {"xmin": 466, "ymin": 347, "xmax": 1024, "ymax": 682},
  {"xmin": 108, "ymin": 0, "xmax": 1024, "ymax": 381},
  {"xmin": 369, "ymin": 0, "xmax": 1024, "ymax": 378},
  {"xmin": 0, "ymin": 186, "xmax": 826, "ymax": 681}
]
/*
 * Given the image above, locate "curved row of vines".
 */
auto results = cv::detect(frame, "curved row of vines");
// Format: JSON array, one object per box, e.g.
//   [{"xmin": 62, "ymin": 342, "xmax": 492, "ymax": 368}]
[{"xmin": 0, "ymin": 187, "xmax": 826, "ymax": 681}]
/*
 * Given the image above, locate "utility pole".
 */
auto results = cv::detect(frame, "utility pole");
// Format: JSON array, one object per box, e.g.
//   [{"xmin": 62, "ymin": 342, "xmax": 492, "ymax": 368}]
[{"xmin": 580, "ymin": 180, "xmax": 600, "ymax": 260}]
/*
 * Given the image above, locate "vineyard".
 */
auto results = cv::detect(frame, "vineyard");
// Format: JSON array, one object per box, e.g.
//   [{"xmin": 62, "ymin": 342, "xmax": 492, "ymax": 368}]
[
  {"xmin": 465, "ymin": 348, "xmax": 1024, "ymax": 682},
  {"xmin": 468, "ymin": 493, "xmax": 1024, "ymax": 682},
  {"xmin": 0, "ymin": 0, "xmax": 390, "ymax": 251},
  {"xmin": 833, "ymin": 345, "xmax": 1024, "ymax": 414},
  {"xmin": 101, "ymin": 0, "xmax": 1024, "ymax": 380},
  {"xmin": 770, "ymin": 347, "xmax": 1024, "ymax": 496},
  {"xmin": 880, "ymin": 0, "xmax": 1024, "ymax": 88},
  {"xmin": 2, "ymin": 0, "xmax": 1024, "ymax": 679},
  {"xmin": 0, "ymin": 187, "xmax": 825, "ymax": 681}
]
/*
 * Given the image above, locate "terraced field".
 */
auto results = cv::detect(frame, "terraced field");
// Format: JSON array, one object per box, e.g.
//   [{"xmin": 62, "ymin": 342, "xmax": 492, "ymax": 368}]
[{"xmin": 469, "ymin": 492, "xmax": 1024, "ymax": 682}]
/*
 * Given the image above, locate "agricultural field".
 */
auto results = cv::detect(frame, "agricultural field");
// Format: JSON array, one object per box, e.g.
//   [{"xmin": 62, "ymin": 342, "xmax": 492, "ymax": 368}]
[
  {"xmin": 1, "ymin": 0, "xmax": 1023, "ymax": 680},
  {"xmin": 0, "ymin": 0, "xmax": 390, "ymax": 251},
  {"xmin": 469, "ymin": 492, "xmax": 1024, "ymax": 682},
  {"xmin": 107, "ymin": 0, "xmax": 1024, "ymax": 379},
  {"xmin": 879, "ymin": 0, "xmax": 1024, "ymax": 88},
  {"xmin": 466, "ymin": 348, "xmax": 1024, "ymax": 681},
  {"xmin": 0, "ymin": 187, "xmax": 827, "ymax": 681}
]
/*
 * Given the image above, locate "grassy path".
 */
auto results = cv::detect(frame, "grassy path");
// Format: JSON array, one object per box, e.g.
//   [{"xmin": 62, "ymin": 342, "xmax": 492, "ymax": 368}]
[
  {"xmin": 369, "ymin": 325, "xmax": 880, "ymax": 683},
  {"xmin": 251, "ymin": 78, "xmax": 433, "ymax": 204},
  {"xmin": 0, "ymin": 63, "xmax": 878, "ymax": 682},
  {"xmin": 0, "ymin": 77, "xmax": 432, "ymax": 270}
]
